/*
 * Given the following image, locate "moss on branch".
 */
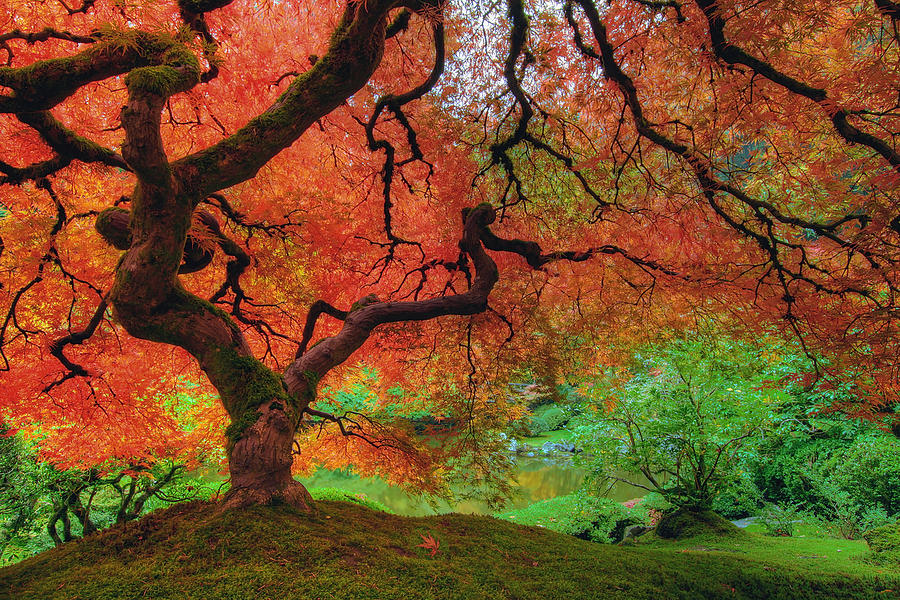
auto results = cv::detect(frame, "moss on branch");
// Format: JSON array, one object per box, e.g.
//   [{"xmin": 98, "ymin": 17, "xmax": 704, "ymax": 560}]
[
  {"xmin": 95, "ymin": 207, "xmax": 132, "ymax": 249},
  {"xmin": 124, "ymin": 65, "xmax": 187, "ymax": 96},
  {"xmin": 204, "ymin": 345, "xmax": 312, "ymax": 446},
  {"xmin": 123, "ymin": 40, "xmax": 200, "ymax": 96},
  {"xmin": 0, "ymin": 30, "xmax": 201, "ymax": 111}
]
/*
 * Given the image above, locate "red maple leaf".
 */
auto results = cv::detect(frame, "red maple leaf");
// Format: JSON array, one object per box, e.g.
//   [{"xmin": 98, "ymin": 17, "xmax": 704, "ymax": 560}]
[{"xmin": 416, "ymin": 533, "xmax": 440, "ymax": 557}]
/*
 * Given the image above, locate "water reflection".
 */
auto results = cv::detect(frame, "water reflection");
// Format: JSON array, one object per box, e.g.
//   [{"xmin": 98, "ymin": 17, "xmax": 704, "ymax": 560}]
[{"xmin": 297, "ymin": 456, "xmax": 649, "ymax": 516}]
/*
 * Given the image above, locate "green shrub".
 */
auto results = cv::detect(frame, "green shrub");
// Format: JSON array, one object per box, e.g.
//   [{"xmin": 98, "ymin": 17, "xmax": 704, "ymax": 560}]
[
  {"xmin": 535, "ymin": 405, "xmax": 569, "ymax": 431},
  {"xmin": 827, "ymin": 436, "xmax": 900, "ymax": 515},
  {"xmin": 524, "ymin": 415, "xmax": 550, "ymax": 436},
  {"xmin": 711, "ymin": 474, "xmax": 764, "ymax": 519},
  {"xmin": 743, "ymin": 387, "xmax": 900, "ymax": 532},
  {"xmin": 497, "ymin": 494, "xmax": 646, "ymax": 543},
  {"xmin": 0, "ymin": 428, "xmax": 219, "ymax": 566},
  {"xmin": 813, "ymin": 502, "xmax": 896, "ymax": 541},
  {"xmin": 641, "ymin": 492, "xmax": 671, "ymax": 514},
  {"xmin": 521, "ymin": 404, "xmax": 572, "ymax": 436},
  {"xmin": 570, "ymin": 496, "xmax": 645, "ymax": 543},
  {"xmin": 863, "ymin": 524, "xmax": 900, "ymax": 553},
  {"xmin": 758, "ymin": 504, "xmax": 801, "ymax": 537},
  {"xmin": 791, "ymin": 473, "xmax": 899, "ymax": 540},
  {"xmin": 308, "ymin": 487, "xmax": 392, "ymax": 513}
]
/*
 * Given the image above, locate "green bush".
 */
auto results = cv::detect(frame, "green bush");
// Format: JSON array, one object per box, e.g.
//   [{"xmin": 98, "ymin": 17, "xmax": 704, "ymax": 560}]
[
  {"xmin": 524, "ymin": 415, "xmax": 550, "ymax": 436},
  {"xmin": 497, "ymin": 494, "xmax": 646, "ymax": 543},
  {"xmin": 640, "ymin": 492, "xmax": 671, "ymax": 514},
  {"xmin": 827, "ymin": 436, "xmax": 900, "ymax": 516},
  {"xmin": 308, "ymin": 487, "xmax": 392, "ymax": 513},
  {"xmin": 862, "ymin": 524, "xmax": 900, "ymax": 567},
  {"xmin": 0, "ymin": 428, "xmax": 219, "ymax": 566},
  {"xmin": 570, "ymin": 496, "xmax": 644, "ymax": 543},
  {"xmin": 535, "ymin": 405, "xmax": 569, "ymax": 431},
  {"xmin": 807, "ymin": 499, "xmax": 896, "ymax": 541},
  {"xmin": 522, "ymin": 404, "xmax": 570, "ymax": 436},
  {"xmin": 741, "ymin": 379, "xmax": 900, "ymax": 533},
  {"xmin": 711, "ymin": 474, "xmax": 764, "ymax": 519},
  {"xmin": 758, "ymin": 504, "xmax": 801, "ymax": 537},
  {"xmin": 862, "ymin": 524, "xmax": 900, "ymax": 553},
  {"xmin": 773, "ymin": 467, "xmax": 899, "ymax": 540}
]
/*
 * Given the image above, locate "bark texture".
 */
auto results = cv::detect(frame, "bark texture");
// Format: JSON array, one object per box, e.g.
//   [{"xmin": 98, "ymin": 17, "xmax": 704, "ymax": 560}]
[{"xmin": 223, "ymin": 400, "xmax": 313, "ymax": 510}]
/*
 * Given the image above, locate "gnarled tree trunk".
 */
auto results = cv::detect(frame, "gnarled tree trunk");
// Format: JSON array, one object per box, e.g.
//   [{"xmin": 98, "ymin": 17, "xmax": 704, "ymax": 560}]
[
  {"xmin": 223, "ymin": 399, "xmax": 313, "ymax": 510},
  {"xmin": 194, "ymin": 345, "xmax": 317, "ymax": 510},
  {"xmin": 88, "ymin": 1, "xmax": 528, "ymax": 512},
  {"xmin": 100, "ymin": 1, "xmax": 399, "ymax": 511}
]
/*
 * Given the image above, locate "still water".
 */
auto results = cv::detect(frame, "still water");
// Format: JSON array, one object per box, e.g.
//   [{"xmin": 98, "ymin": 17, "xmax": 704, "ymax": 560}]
[{"xmin": 296, "ymin": 456, "xmax": 648, "ymax": 516}]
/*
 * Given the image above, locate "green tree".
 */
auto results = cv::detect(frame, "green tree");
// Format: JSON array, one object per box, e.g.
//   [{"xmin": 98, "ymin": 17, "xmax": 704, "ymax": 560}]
[
  {"xmin": 574, "ymin": 336, "xmax": 784, "ymax": 512},
  {"xmin": 0, "ymin": 427, "xmax": 218, "ymax": 565},
  {"xmin": 745, "ymin": 378, "xmax": 900, "ymax": 538}
]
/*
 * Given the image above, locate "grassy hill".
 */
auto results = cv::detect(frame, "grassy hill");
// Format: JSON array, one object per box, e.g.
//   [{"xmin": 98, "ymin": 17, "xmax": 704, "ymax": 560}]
[{"xmin": 1, "ymin": 499, "xmax": 897, "ymax": 600}]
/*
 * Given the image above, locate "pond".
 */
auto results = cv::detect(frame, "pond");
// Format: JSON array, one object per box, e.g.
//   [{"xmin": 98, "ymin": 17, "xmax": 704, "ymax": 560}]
[{"xmin": 297, "ymin": 455, "xmax": 649, "ymax": 516}]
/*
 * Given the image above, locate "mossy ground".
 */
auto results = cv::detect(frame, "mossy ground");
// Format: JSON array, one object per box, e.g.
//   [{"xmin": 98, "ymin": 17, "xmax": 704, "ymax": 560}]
[
  {"xmin": 1, "ymin": 499, "xmax": 897, "ymax": 600},
  {"xmin": 636, "ymin": 520, "xmax": 900, "ymax": 590}
]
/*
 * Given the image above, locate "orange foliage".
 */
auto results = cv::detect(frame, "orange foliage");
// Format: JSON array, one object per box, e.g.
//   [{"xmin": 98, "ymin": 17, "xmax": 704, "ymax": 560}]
[{"xmin": 0, "ymin": 0, "xmax": 897, "ymax": 483}]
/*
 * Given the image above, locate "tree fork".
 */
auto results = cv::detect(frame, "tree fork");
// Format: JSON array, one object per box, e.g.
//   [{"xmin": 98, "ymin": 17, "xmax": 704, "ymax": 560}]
[{"xmin": 222, "ymin": 204, "xmax": 500, "ymax": 510}]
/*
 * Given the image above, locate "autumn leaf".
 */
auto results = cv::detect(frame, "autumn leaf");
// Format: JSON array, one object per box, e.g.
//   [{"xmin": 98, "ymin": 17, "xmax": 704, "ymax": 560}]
[{"xmin": 416, "ymin": 533, "xmax": 440, "ymax": 557}]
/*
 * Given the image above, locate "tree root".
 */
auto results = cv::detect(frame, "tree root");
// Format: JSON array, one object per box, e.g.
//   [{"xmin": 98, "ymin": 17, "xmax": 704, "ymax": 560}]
[{"xmin": 221, "ymin": 479, "xmax": 315, "ymax": 512}]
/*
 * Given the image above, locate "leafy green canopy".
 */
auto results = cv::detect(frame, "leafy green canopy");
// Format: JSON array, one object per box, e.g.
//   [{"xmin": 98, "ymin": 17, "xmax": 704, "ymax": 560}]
[{"xmin": 573, "ymin": 335, "xmax": 787, "ymax": 511}]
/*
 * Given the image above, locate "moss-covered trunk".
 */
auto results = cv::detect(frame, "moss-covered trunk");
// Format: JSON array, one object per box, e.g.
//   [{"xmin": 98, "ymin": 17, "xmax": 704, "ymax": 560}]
[
  {"xmin": 200, "ymin": 347, "xmax": 315, "ymax": 510},
  {"xmin": 106, "ymin": 54, "xmax": 319, "ymax": 511},
  {"xmin": 224, "ymin": 398, "xmax": 312, "ymax": 510}
]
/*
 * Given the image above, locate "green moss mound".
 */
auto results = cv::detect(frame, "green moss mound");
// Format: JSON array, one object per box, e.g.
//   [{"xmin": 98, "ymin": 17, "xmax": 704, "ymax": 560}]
[
  {"xmin": 863, "ymin": 525, "xmax": 900, "ymax": 553},
  {"xmin": 656, "ymin": 508, "xmax": 743, "ymax": 540},
  {"xmin": 1, "ymin": 500, "xmax": 895, "ymax": 600}
]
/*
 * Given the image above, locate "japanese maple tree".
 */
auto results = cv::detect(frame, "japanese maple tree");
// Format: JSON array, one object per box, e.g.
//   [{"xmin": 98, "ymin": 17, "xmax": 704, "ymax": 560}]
[{"xmin": 0, "ymin": 0, "xmax": 898, "ymax": 509}]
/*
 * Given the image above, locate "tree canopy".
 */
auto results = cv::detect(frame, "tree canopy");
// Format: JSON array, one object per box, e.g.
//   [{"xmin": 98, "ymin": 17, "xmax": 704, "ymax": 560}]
[{"xmin": 0, "ymin": 0, "xmax": 897, "ymax": 506}]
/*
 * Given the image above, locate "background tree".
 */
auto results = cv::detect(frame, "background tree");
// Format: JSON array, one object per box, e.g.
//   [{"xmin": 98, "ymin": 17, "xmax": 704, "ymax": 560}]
[
  {"xmin": 0, "ymin": 425, "xmax": 217, "ymax": 564},
  {"xmin": 0, "ymin": 0, "xmax": 897, "ymax": 509},
  {"xmin": 572, "ymin": 335, "xmax": 781, "ymax": 511}
]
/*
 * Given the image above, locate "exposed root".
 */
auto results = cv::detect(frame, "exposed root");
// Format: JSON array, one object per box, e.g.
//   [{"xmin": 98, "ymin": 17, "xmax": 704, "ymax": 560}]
[{"xmin": 221, "ymin": 479, "xmax": 315, "ymax": 512}]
